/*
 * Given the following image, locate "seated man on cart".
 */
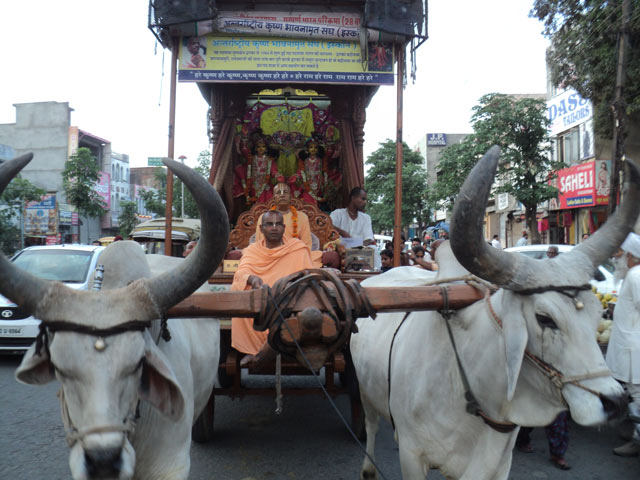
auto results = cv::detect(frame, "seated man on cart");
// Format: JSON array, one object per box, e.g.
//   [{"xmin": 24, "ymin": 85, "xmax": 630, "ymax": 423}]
[{"xmin": 231, "ymin": 209, "xmax": 314, "ymax": 367}]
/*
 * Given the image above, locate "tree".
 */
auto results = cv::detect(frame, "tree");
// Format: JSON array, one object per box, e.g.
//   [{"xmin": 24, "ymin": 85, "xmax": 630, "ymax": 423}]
[
  {"xmin": 365, "ymin": 140, "xmax": 429, "ymax": 235},
  {"xmin": 429, "ymin": 94, "xmax": 563, "ymax": 244},
  {"xmin": 531, "ymin": 0, "xmax": 640, "ymax": 213},
  {"xmin": 531, "ymin": 1, "xmax": 640, "ymax": 138},
  {"xmin": 118, "ymin": 200, "xmax": 138, "ymax": 238},
  {"xmin": 427, "ymin": 135, "xmax": 483, "ymax": 212},
  {"xmin": 142, "ymin": 151, "xmax": 212, "ymax": 219},
  {"xmin": 62, "ymin": 148, "xmax": 107, "ymax": 218},
  {"xmin": 0, "ymin": 175, "xmax": 45, "ymax": 255}
]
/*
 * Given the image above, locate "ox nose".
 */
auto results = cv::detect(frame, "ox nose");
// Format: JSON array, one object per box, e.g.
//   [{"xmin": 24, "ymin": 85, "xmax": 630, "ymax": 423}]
[
  {"xmin": 601, "ymin": 392, "xmax": 630, "ymax": 421},
  {"xmin": 85, "ymin": 447, "xmax": 122, "ymax": 479}
]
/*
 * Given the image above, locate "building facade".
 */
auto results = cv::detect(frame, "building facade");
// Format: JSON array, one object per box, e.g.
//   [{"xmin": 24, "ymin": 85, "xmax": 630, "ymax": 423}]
[{"xmin": 0, "ymin": 101, "xmax": 119, "ymax": 244}]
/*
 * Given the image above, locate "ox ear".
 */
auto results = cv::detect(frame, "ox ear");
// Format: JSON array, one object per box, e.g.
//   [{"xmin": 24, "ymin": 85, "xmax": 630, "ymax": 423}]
[
  {"xmin": 500, "ymin": 294, "xmax": 528, "ymax": 402},
  {"xmin": 15, "ymin": 344, "xmax": 55, "ymax": 385},
  {"xmin": 140, "ymin": 336, "xmax": 185, "ymax": 421}
]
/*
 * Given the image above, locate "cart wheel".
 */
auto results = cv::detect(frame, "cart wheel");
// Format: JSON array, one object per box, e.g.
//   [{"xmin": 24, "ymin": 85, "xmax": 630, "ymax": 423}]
[
  {"xmin": 217, "ymin": 330, "xmax": 233, "ymax": 388},
  {"xmin": 192, "ymin": 392, "xmax": 214, "ymax": 443},
  {"xmin": 343, "ymin": 350, "xmax": 366, "ymax": 440}
]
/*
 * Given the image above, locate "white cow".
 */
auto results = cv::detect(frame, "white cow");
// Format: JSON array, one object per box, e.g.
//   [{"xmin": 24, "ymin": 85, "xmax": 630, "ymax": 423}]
[
  {"xmin": 352, "ymin": 146, "xmax": 639, "ymax": 480},
  {"xmin": 0, "ymin": 154, "xmax": 229, "ymax": 480}
]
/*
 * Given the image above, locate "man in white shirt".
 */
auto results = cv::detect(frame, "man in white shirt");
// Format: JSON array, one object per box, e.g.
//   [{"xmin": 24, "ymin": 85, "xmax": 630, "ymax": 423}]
[
  {"xmin": 606, "ymin": 232, "xmax": 640, "ymax": 457},
  {"xmin": 330, "ymin": 187, "xmax": 375, "ymax": 246},
  {"xmin": 491, "ymin": 234, "xmax": 501, "ymax": 249},
  {"xmin": 515, "ymin": 231, "xmax": 528, "ymax": 246}
]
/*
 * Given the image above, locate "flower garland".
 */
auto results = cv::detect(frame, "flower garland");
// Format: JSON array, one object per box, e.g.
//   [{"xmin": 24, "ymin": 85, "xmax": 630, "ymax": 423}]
[
  {"xmin": 297, "ymin": 155, "xmax": 328, "ymax": 202},
  {"xmin": 270, "ymin": 205, "xmax": 298, "ymax": 238},
  {"xmin": 242, "ymin": 155, "xmax": 272, "ymax": 204}
]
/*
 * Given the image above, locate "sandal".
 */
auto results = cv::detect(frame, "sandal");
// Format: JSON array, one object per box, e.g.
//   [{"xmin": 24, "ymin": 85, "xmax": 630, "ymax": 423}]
[
  {"xmin": 550, "ymin": 456, "xmax": 571, "ymax": 470},
  {"xmin": 516, "ymin": 444, "xmax": 533, "ymax": 453}
]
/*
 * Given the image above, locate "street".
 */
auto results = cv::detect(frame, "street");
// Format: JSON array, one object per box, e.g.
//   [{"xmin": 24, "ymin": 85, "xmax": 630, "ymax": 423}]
[{"xmin": 0, "ymin": 353, "xmax": 637, "ymax": 480}]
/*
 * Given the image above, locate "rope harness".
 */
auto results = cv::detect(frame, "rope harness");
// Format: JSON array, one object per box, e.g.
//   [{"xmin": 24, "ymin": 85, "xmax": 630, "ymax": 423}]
[
  {"xmin": 484, "ymin": 289, "xmax": 613, "ymax": 397},
  {"xmin": 254, "ymin": 268, "xmax": 376, "ymax": 360},
  {"xmin": 384, "ymin": 276, "xmax": 612, "ymax": 434}
]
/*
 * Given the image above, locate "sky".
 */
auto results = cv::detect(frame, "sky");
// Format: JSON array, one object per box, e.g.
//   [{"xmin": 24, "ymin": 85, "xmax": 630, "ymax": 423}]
[{"xmin": 0, "ymin": 1, "xmax": 549, "ymax": 170}]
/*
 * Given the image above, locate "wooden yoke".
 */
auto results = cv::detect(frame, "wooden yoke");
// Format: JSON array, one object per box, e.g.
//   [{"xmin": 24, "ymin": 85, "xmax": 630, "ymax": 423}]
[
  {"xmin": 167, "ymin": 284, "xmax": 485, "ymax": 318},
  {"xmin": 167, "ymin": 274, "xmax": 486, "ymax": 370}
]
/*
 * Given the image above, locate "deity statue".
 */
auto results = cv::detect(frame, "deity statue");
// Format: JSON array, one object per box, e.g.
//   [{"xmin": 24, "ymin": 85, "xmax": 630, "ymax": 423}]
[
  {"xmin": 292, "ymin": 138, "xmax": 342, "ymax": 209},
  {"xmin": 232, "ymin": 133, "xmax": 279, "ymax": 206}
]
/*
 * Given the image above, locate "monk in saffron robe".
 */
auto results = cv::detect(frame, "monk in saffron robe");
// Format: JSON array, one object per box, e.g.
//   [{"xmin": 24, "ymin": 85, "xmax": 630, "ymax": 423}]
[
  {"xmin": 254, "ymin": 182, "xmax": 326, "ymax": 268},
  {"xmin": 232, "ymin": 210, "xmax": 314, "ymax": 365}
]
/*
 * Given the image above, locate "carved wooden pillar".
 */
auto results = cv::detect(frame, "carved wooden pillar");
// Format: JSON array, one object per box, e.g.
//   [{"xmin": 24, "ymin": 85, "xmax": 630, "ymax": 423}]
[
  {"xmin": 352, "ymin": 87, "xmax": 367, "ymax": 184},
  {"xmin": 208, "ymin": 86, "xmax": 226, "ymax": 150}
]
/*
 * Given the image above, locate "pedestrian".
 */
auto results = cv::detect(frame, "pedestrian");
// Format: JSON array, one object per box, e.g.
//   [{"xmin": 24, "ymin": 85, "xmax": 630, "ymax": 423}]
[
  {"xmin": 547, "ymin": 245, "xmax": 559, "ymax": 258},
  {"xmin": 491, "ymin": 234, "xmax": 501, "ymax": 249},
  {"xmin": 582, "ymin": 233, "xmax": 590, "ymax": 241},
  {"xmin": 516, "ymin": 231, "xmax": 528, "ymax": 246},
  {"xmin": 411, "ymin": 237, "xmax": 421, "ymax": 248},
  {"xmin": 606, "ymin": 232, "xmax": 640, "ymax": 457},
  {"xmin": 515, "ymin": 412, "xmax": 571, "ymax": 470},
  {"xmin": 183, "ymin": 240, "xmax": 197, "ymax": 257},
  {"xmin": 113, "ymin": 235, "xmax": 123, "ymax": 242},
  {"xmin": 380, "ymin": 248, "xmax": 393, "ymax": 272}
]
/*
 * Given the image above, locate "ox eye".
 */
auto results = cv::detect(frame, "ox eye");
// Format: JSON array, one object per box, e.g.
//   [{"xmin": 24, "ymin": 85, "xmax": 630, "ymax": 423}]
[{"xmin": 536, "ymin": 314, "xmax": 558, "ymax": 330}]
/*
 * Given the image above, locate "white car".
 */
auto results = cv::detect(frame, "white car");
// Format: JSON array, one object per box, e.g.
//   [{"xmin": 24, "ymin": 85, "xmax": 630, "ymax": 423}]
[
  {"xmin": 0, "ymin": 244, "xmax": 104, "ymax": 353},
  {"xmin": 504, "ymin": 244, "xmax": 621, "ymax": 296}
]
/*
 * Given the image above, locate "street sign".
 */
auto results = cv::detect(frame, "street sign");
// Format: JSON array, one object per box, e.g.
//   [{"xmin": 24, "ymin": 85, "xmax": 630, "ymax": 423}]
[
  {"xmin": 147, "ymin": 157, "xmax": 165, "ymax": 167},
  {"xmin": 0, "ymin": 143, "xmax": 15, "ymax": 161}
]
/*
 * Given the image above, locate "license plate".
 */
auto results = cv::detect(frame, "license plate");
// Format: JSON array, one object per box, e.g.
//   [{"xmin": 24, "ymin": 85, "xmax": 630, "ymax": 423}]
[{"xmin": 0, "ymin": 327, "xmax": 23, "ymax": 336}]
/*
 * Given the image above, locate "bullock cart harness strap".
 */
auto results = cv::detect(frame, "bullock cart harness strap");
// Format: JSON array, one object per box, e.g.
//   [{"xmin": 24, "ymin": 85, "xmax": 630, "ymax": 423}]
[
  {"xmin": 35, "ymin": 320, "xmax": 151, "ymax": 357},
  {"xmin": 36, "ymin": 320, "xmax": 150, "ymax": 448},
  {"xmin": 386, "ymin": 280, "xmax": 517, "ymax": 434},
  {"xmin": 485, "ymin": 287, "xmax": 613, "ymax": 399}
]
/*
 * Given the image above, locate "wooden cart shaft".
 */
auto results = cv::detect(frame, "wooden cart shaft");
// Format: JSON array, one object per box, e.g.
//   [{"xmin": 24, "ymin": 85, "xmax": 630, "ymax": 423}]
[{"xmin": 167, "ymin": 284, "xmax": 485, "ymax": 318}]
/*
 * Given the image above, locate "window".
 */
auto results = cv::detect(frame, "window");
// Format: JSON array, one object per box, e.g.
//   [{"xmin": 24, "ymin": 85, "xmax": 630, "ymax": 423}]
[{"xmin": 553, "ymin": 127, "xmax": 580, "ymax": 165}]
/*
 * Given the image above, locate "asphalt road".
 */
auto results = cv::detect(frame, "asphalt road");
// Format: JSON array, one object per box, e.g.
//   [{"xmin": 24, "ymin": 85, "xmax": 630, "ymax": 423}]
[{"xmin": 0, "ymin": 353, "xmax": 637, "ymax": 479}]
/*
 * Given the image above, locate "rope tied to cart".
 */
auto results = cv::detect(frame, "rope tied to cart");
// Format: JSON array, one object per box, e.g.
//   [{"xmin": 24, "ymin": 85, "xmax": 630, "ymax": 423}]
[{"xmin": 254, "ymin": 268, "xmax": 376, "ymax": 360}]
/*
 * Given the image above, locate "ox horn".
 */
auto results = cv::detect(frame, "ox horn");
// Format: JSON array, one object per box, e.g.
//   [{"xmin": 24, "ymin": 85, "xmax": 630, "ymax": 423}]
[
  {"xmin": 571, "ymin": 158, "xmax": 640, "ymax": 269},
  {"xmin": 450, "ymin": 146, "xmax": 522, "ymax": 288},
  {"xmin": 144, "ymin": 158, "xmax": 229, "ymax": 312},
  {"xmin": 0, "ymin": 153, "xmax": 51, "ymax": 312},
  {"xmin": 451, "ymin": 147, "xmax": 640, "ymax": 290}
]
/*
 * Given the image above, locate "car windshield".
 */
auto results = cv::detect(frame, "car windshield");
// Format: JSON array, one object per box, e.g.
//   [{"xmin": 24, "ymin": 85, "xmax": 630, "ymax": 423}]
[{"xmin": 12, "ymin": 249, "xmax": 94, "ymax": 283}]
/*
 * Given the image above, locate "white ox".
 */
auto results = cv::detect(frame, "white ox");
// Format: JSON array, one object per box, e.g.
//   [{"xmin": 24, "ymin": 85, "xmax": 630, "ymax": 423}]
[
  {"xmin": 351, "ymin": 146, "xmax": 639, "ymax": 480},
  {"xmin": 0, "ymin": 154, "xmax": 229, "ymax": 480}
]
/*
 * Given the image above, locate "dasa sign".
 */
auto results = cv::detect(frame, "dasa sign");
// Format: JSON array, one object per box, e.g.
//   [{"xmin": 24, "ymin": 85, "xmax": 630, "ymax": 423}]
[
  {"xmin": 547, "ymin": 89, "xmax": 592, "ymax": 136},
  {"xmin": 427, "ymin": 134, "xmax": 447, "ymax": 146}
]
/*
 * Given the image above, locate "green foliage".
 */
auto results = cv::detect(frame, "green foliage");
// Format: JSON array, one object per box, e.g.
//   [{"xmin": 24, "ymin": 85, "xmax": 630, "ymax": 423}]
[
  {"xmin": 470, "ymin": 94, "xmax": 563, "ymax": 206},
  {"xmin": 143, "ymin": 151, "xmax": 212, "ymax": 219},
  {"xmin": 427, "ymin": 136, "xmax": 483, "ymax": 212},
  {"xmin": 62, "ymin": 148, "xmax": 107, "ymax": 218},
  {"xmin": 118, "ymin": 201, "xmax": 138, "ymax": 238},
  {"xmin": 365, "ymin": 140, "xmax": 429, "ymax": 233},
  {"xmin": 0, "ymin": 175, "xmax": 46, "ymax": 255},
  {"xmin": 531, "ymin": 0, "xmax": 640, "ymax": 136},
  {"xmin": 429, "ymin": 94, "xmax": 561, "ymax": 243}
]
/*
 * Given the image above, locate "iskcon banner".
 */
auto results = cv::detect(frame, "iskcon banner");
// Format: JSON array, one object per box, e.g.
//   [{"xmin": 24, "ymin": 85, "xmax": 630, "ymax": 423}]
[{"xmin": 178, "ymin": 34, "xmax": 394, "ymax": 85}]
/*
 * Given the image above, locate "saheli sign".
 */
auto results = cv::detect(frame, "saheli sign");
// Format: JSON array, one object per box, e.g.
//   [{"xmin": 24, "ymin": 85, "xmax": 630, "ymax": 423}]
[
  {"xmin": 555, "ymin": 160, "xmax": 610, "ymax": 209},
  {"xmin": 548, "ymin": 89, "xmax": 592, "ymax": 136}
]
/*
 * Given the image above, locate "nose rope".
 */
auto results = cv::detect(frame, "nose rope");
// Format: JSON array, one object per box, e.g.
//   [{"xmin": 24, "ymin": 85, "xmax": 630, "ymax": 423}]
[
  {"xmin": 57, "ymin": 388, "xmax": 137, "ymax": 448},
  {"xmin": 484, "ymin": 290, "xmax": 612, "ymax": 397}
]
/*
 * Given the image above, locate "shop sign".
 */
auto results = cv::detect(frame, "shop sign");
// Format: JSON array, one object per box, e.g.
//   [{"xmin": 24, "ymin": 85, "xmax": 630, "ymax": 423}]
[
  {"xmin": 426, "ymin": 134, "xmax": 447, "ymax": 146},
  {"xmin": 547, "ymin": 89, "xmax": 592, "ymax": 136},
  {"xmin": 179, "ymin": 34, "xmax": 394, "ymax": 85},
  {"xmin": 59, "ymin": 203, "xmax": 75, "ymax": 226},
  {"xmin": 95, "ymin": 172, "xmax": 111, "ymax": 209},
  {"xmin": 25, "ymin": 194, "xmax": 57, "ymax": 236},
  {"xmin": 553, "ymin": 160, "xmax": 610, "ymax": 209}
]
